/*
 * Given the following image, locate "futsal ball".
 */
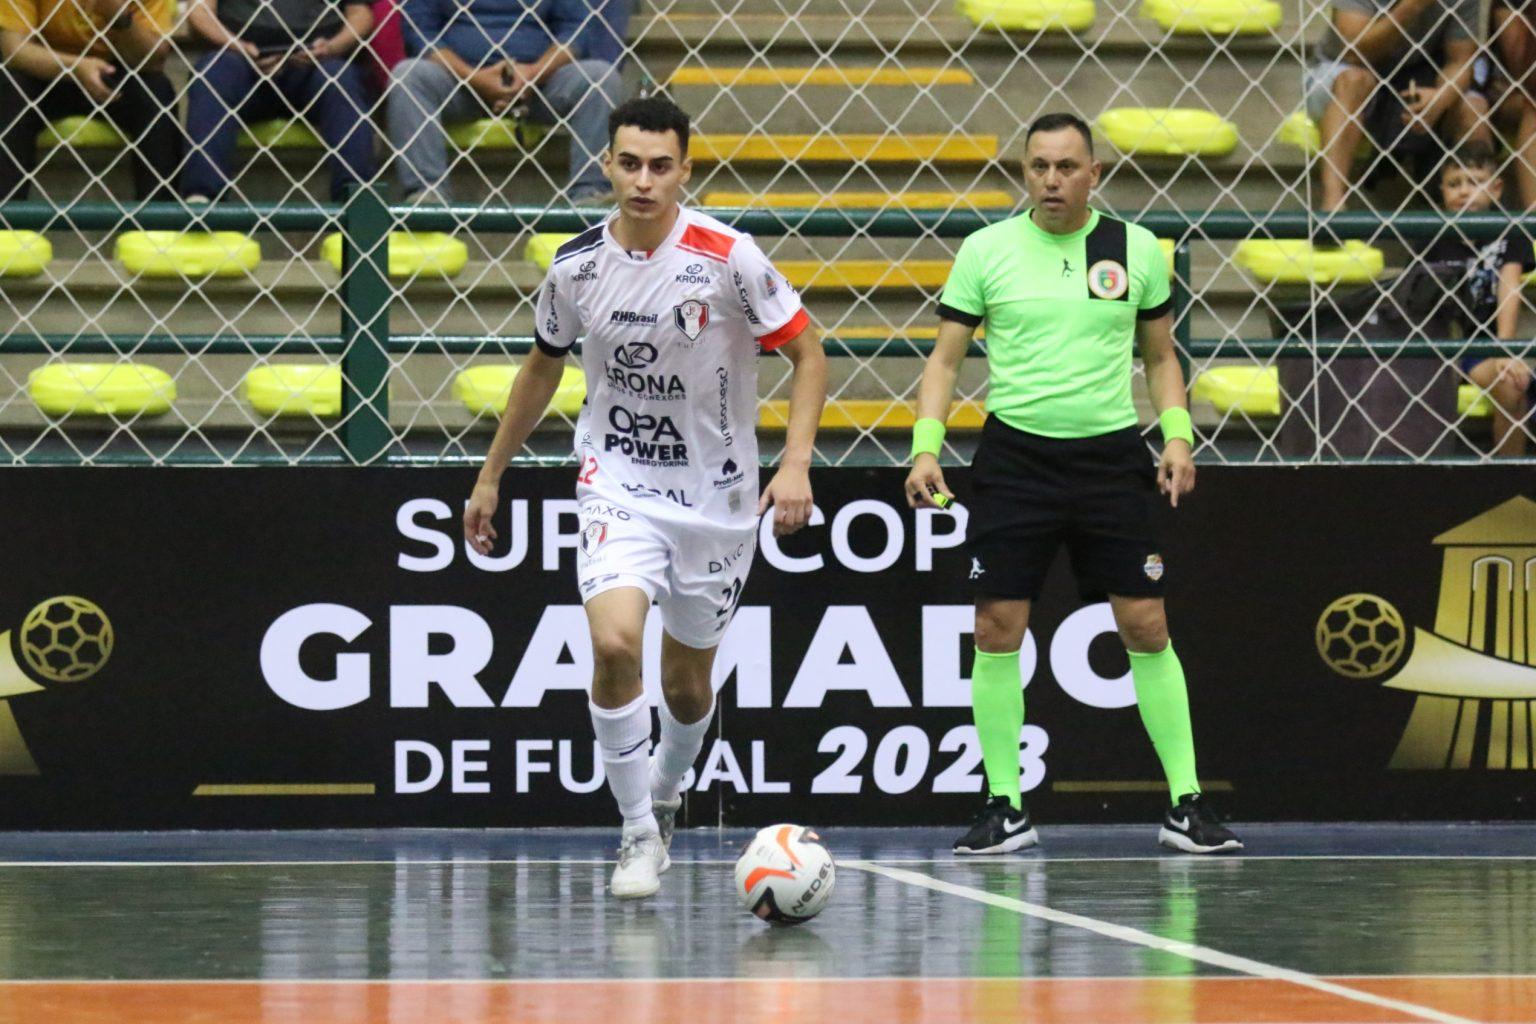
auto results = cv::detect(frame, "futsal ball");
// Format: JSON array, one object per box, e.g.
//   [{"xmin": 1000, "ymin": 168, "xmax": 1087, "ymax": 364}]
[
  {"xmin": 1315, "ymin": 592, "xmax": 1405, "ymax": 680},
  {"xmin": 734, "ymin": 824, "xmax": 835, "ymax": 925},
  {"xmin": 18, "ymin": 596, "xmax": 114, "ymax": 683}
]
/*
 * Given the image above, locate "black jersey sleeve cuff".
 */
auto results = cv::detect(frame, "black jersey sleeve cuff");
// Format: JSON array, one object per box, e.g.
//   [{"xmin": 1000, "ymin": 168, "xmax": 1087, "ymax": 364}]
[
  {"xmin": 1137, "ymin": 298, "xmax": 1173, "ymax": 321},
  {"xmin": 534, "ymin": 332, "xmax": 569, "ymax": 357},
  {"xmin": 936, "ymin": 302, "xmax": 983, "ymax": 327}
]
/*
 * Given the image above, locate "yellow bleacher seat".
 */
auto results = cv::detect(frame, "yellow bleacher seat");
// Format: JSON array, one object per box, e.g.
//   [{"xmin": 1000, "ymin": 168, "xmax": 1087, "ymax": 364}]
[
  {"xmin": 1234, "ymin": 239, "xmax": 1384, "ymax": 284},
  {"xmin": 1159, "ymin": 238, "xmax": 1175, "ymax": 277},
  {"xmin": 28, "ymin": 363, "xmax": 176, "ymax": 417},
  {"xmin": 0, "ymin": 231, "xmax": 52, "ymax": 277},
  {"xmin": 454, "ymin": 365, "xmax": 587, "ymax": 417},
  {"xmin": 1277, "ymin": 111, "xmax": 1372, "ymax": 158},
  {"xmin": 524, "ymin": 233, "xmax": 578, "ymax": 271},
  {"xmin": 1140, "ymin": 0, "xmax": 1281, "ymax": 34},
  {"xmin": 780, "ymin": 260, "xmax": 950, "ymax": 290},
  {"xmin": 760, "ymin": 399, "xmax": 989, "ymax": 430},
  {"xmin": 238, "ymin": 119, "xmax": 322, "ymax": 149},
  {"xmin": 319, "ymin": 232, "xmax": 468, "ymax": 279},
  {"xmin": 1097, "ymin": 108, "xmax": 1239, "ymax": 158},
  {"xmin": 669, "ymin": 67, "xmax": 974, "ymax": 87},
  {"xmin": 1458, "ymin": 384, "xmax": 1493, "ymax": 419},
  {"xmin": 703, "ymin": 191, "xmax": 1015, "ymax": 210},
  {"xmin": 1192, "ymin": 365, "xmax": 1279, "ymax": 416},
  {"xmin": 244, "ymin": 365, "xmax": 342, "ymax": 418},
  {"xmin": 37, "ymin": 117, "xmax": 123, "ymax": 149},
  {"xmin": 115, "ymin": 231, "xmax": 261, "ymax": 278},
  {"xmin": 691, "ymin": 134, "xmax": 997, "ymax": 164},
  {"xmin": 957, "ymin": 0, "xmax": 1095, "ymax": 31},
  {"xmin": 446, "ymin": 118, "xmax": 550, "ymax": 150}
]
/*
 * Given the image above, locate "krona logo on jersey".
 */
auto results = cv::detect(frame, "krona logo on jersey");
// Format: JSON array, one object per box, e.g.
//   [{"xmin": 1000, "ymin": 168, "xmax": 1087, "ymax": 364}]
[
  {"xmin": 676, "ymin": 262, "xmax": 711, "ymax": 285},
  {"xmin": 606, "ymin": 341, "xmax": 685, "ymax": 401}
]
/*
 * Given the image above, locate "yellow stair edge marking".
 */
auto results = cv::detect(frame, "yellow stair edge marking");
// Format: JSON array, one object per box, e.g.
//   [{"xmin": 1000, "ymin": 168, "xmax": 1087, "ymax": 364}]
[
  {"xmin": 703, "ymin": 190, "xmax": 1014, "ymax": 209},
  {"xmin": 760, "ymin": 400, "xmax": 988, "ymax": 430},
  {"xmin": 825, "ymin": 326, "xmax": 987, "ymax": 340},
  {"xmin": 194, "ymin": 783, "xmax": 377, "ymax": 796},
  {"xmin": 668, "ymin": 66, "xmax": 973, "ymax": 86},
  {"xmin": 692, "ymin": 134, "xmax": 998, "ymax": 163},
  {"xmin": 780, "ymin": 260, "xmax": 951, "ymax": 290}
]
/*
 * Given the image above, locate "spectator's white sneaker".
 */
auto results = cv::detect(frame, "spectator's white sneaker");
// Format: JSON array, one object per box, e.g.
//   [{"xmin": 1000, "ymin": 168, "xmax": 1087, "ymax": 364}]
[{"xmin": 611, "ymin": 827, "xmax": 668, "ymax": 899}]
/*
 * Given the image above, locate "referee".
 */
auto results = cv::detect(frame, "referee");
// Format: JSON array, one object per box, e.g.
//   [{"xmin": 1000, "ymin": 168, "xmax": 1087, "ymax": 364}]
[{"xmin": 905, "ymin": 112, "xmax": 1241, "ymax": 855}]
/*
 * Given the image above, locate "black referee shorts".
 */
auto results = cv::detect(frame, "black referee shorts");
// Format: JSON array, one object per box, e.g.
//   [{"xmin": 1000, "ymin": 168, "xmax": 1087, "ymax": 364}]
[{"xmin": 966, "ymin": 416, "xmax": 1167, "ymax": 603}]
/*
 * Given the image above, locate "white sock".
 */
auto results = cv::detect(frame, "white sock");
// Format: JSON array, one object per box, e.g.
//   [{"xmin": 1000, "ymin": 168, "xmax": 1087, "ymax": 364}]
[
  {"xmin": 589, "ymin": 695, "xmax": 656, "ymax": 833},
  {"xmin": 651, "ymin": 694, "xmax": 715, "ymax": 802}
]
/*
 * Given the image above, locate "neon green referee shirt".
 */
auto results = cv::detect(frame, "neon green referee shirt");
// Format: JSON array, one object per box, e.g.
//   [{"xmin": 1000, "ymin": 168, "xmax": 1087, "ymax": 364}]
[{"xmin": 937, "ymin": 208, "xmax": 1171, "ymax": 439}]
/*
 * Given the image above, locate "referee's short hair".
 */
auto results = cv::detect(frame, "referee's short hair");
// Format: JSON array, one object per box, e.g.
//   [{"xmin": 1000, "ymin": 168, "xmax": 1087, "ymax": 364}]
[
  {"xmin": 1025, "ymin": 112, "xmax": 1094, "ymax": 157},
  {"xmin": 609, "ymin": 96, "xmax": 691, "ymax": 154}
]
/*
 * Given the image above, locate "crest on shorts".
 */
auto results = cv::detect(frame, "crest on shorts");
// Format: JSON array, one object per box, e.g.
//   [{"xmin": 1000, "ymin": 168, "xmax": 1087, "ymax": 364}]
[
  {"xmin": 1143, "ymin": 554, "xmax": 1165, "ymax": 581},
  {"xmin": 674, "ymin": 300, "xmax": 710, "ymax": 340},
  {"xmin": 1087, "ymin": 259, "xmax": 1129, "ymax": 300},
  {"xmin": 580, "ymin": 520, "xmax": 608, "ymax": 556}
]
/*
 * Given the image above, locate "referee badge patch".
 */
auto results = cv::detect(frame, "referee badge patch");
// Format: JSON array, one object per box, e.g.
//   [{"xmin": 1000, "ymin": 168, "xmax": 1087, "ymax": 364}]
[
  {"xmin": 1143, "ymin": 554, "xmax": 1165, "ymax": 582},
  {"xmin": 1087, "ymin": 260, "xmax": 1129, "ymax": 300}
]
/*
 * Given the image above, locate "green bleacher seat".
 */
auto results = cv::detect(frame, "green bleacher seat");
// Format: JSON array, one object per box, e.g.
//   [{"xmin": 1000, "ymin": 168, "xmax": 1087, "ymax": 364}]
[
  {"xmin": 957, "ymin": 0, "xmax": 1095, "ymax": 31},
  {"xmin": 1140, "ymin": 0, "xmax": 1281, "ymax": 34},
  {"xmin": 454, "ymin": 364, "xmax": 587, "ymax": 417},
  {"xmin": 37, "ymin": 117, "xmax": 124, "ymax": 149},
  {"xmin": 525, "ymin": 233, "xmax": 577, "ymax": 271},
  {"xmin": 1234, "ymin": 239, "xmax": 1384, "ymax": 284},
  {"xmin": 238, "ymin": 119, "xmax": 323, "ymax": 149},
  {"xmin": 1098, "ymin": 108, "xmax": 1239, "ymax": 157},
  {"xmin": 446, "ymin": 118, "xmax": 551, "ymax": 150},
  {"xmin": 115, "ymin": 231, "xmax": 261, "ymax": 278},
  {"xmin": 319, "ymin": 232, "xmax": 468, "ymax": 279},
  {"xmin": 0, "ymin": 231, "xmax": 52, "ymax": 277},
  {"xmin": 28, "ymin": 363, "xmax": 176, "ymax": 417},
  {"xmin": 243, "ymin": 365, "xmax": 342, "ymax": 418},
  {"xmin": 1192, "ymin": 365, "xmax": 1279, "ymax": 416}
]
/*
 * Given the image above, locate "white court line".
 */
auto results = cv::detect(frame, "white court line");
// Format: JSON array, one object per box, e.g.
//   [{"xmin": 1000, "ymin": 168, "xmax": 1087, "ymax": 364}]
[{"xmin": 844, "ymin": 860, "xmax": 1484, "ymax": 1024}]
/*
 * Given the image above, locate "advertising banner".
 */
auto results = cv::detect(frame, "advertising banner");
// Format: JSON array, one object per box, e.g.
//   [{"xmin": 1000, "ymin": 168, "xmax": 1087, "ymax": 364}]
[{"xmin": 0, "ymin": 466, "xmax": 1532, "ymax": 828}]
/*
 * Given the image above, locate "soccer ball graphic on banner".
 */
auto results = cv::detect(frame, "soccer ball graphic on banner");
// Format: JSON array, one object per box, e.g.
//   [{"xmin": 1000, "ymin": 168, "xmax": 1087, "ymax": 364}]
[
  {"xmin": 1315, "ymin": 593, "xmax": 1406, "ymax": 680},
  {"xmin": 734, "ymin": 824, "xmax": 836, "ymax": 924},
  {"xmin": 18, "ymin": 596, "xmax": 114, "ymax": 684}
]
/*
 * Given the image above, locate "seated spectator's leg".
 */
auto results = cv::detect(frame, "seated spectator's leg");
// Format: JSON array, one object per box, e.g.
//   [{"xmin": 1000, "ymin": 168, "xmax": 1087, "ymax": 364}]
[
  {"xmin": 386, "ymin": 57, "xmax": 467, "ymax": 202},
  {"xmin": 289, "ymin": 59, "xmax": 377, "ymax": 202},
  {"xmin": 1308, "ymin": 60, "xmax": 1377, "ymax": 213},
  {"xmin": 181, "ymin": 50, "xmax": 264, "ymax": 201},
  {"xmin": 1493, "ymin": 2, "xmax": 1535, "ymax": 95},
  {"xmin": 1441, "ymin": 73, "xmax": 1493, "ymax": 150},
  {"xmin": 0, "ymin": 67, "xmax": 50, "ymax": 201},
  {"xmin": 1500, "ymin": 87, "xmax": 1536, "ymax": 210},
  {"xmin": 105, "ymin": 70, "xmax": 183, "ymax": 202},
  {"xmin": 533, "ymin": 59, "xmax": 624, "ymax": 202},
  {"xmin": 1469, "ymin": 357, "xmax": 1532, "ymax": 457}
]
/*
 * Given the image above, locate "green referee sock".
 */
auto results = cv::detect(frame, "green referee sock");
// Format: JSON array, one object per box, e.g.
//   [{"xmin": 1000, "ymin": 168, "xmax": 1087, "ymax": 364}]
[
  {"xmin": 972, "ymin": 649, "xmax": 1024, "ymax": 810},
  {"xmin": 1128, "ymin": 642, "xmax": 1201, "ymax": 801}
]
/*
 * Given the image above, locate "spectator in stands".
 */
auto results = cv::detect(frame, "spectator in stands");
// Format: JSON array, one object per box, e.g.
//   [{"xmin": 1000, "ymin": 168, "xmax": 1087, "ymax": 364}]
[
  {"xmin": 181, "ymin": 0, "xmax": 376, "ymax": 204},
  {"xmin": 1304, "ymin": 0, "xmax": 1487, "ymax": 212},
  {"xmin": 1490, "ymin": 0, "xmax": 1536, "ymax": 208},
  {"xmin": 386, "ymin": 0, "xmax": 627, "ymax": 205},
  {"xmin": 0, "ymin": 0, "xmax": 179, "ymax": 201},
  {"xmin": 1426, "ymin": 142, "xmax": 1534, "ymax": 455}
]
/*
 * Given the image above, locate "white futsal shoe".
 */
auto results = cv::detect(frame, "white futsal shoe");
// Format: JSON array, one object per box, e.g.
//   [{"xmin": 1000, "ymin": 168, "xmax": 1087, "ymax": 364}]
[
  {"xmin": 611, "ymin": 827, "xmax": 669, "ymax": 899},
  {"xmin": 652, "ymin": 795, "xmax": 682, "ymax": 858}
]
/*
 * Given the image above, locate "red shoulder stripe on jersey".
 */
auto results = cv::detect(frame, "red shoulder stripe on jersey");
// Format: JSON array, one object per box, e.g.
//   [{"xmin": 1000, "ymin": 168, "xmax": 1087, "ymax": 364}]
[
  {"xmin": 678, "ymin": 224, "xmax": 736, "ymax": 262},
  {"xmin": 758, "ymin": 308, "xmax": 810, "ymax": 351}
]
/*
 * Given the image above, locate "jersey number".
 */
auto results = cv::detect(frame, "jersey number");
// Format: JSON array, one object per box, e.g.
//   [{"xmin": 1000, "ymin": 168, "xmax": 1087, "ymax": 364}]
[
  {"xmin": 715, "ymin": 578, "xmax": 744, "ymax": 620},
  {"xmin": 577, "ymin": 455, "xmax": 598, "ymax": 485}
]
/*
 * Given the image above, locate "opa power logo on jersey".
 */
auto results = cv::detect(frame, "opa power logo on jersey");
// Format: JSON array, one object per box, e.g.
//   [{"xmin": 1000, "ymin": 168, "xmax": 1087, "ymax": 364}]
[
  {"xmin": 605, "ymin": 405, "xmax": 689, "ymax": 466},
  {"xmin": 605, "ymin": 341, "xmax": 685, "ymax": 402}
]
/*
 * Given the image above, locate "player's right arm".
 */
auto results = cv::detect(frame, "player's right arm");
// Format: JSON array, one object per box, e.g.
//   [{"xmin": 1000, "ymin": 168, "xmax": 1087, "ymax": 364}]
[
  {"xmin": 906, "ymin": 235, "xmax": 984, "ymax": 509},
  {"xmin": 465, "ymin": 271, "xmax": 581, "ymax": 554}
]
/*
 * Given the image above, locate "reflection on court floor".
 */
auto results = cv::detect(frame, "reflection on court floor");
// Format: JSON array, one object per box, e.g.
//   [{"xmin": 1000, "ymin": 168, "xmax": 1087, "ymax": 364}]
[{"xmin": 0, "ymin": 825, "xmax": 1530, "ymax": 1023}]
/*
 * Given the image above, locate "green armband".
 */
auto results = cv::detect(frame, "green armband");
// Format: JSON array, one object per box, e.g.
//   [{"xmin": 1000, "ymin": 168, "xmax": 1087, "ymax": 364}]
[
  {"xmin": 911, "ymin": 417, "xmax": 946, "ymax": 461},
  {"xmin": 1159, "ymin": 407, "xmax": 1194, "ymax": 447}
]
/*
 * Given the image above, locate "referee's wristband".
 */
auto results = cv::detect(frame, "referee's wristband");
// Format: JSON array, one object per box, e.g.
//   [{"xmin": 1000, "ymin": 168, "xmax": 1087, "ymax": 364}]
[
  {"xmin": 911, "ymin": 417, "xmax": 945, "ymax": 461},
  {"xmin": 1159, "ymin": 407, "xmax": 1194, "ymax": 448}
]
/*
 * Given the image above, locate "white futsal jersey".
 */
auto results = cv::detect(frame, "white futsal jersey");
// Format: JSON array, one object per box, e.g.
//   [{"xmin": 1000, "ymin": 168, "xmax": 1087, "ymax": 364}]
[{"xmin": 534, "ymin": 207, "xmax": 810, "ymax": 530}]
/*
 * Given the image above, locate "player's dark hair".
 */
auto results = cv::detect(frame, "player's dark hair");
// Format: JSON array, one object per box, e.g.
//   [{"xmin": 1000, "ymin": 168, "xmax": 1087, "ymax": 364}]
[
  {"xmin": 608, "ymin": 96, "xmax": 691, "ymax": 154},
  {"xmin": 1026, "ymin": 112, "xmax": 1094, "ymax": 157},
  {"xmin": 1440, "ymin": 141, "xmax": 1500, "ymax": 179}
]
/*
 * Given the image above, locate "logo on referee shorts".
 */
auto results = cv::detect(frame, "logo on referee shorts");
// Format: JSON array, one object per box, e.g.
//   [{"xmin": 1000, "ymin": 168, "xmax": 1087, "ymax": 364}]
[
  {"xmin": 1143, "ymin": 554, "xmax": 1164, "ymax": 582},
  {"xmin": 580, "ymin": 520, "xmax": 609, "ymax": 556},
  {"xmin": 674, "ymin": 300, "xmax": 710, "ymax": 341},
  {"xmin": 1087, "ymin": 259, "xmax": 1128, "ymax": 300}
]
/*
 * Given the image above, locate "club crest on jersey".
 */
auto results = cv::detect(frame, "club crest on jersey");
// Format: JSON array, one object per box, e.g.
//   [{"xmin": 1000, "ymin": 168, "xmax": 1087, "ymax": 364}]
[
  {"xmin": 1143, "ymin": 554, "xmax": 1165, "ymax": 581},
  {"xmin": 1087, "ymin": 259, "xmax": 1129, "ymax": 300},
  {"xmin": 580, "ymin": 520, "xmax": 608, "ymax": 556},
  {"xmin": 675, "ymin": 300, "xmax": 710, "ymax": 341}
]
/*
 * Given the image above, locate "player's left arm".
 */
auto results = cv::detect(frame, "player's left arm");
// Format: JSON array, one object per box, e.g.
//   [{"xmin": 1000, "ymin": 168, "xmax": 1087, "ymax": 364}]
[
  {"xmin": 1137, "ymin": 313, "xmax": 1195, "ymax": 508},
  {"xmin": 758, "ymin": 325, "xmax": 826, "ymax": 537}
]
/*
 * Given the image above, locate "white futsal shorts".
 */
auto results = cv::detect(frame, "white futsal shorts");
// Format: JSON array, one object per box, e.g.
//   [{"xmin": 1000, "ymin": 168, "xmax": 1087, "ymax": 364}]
[{"xmin": 575, "ymin": 498, "xmax": 757, "ymax": 649}]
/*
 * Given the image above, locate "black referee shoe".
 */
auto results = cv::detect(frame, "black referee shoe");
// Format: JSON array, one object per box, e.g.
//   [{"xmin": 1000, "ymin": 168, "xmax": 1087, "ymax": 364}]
[
  {"xmin": 953, "ymin": 795, "xmax": 1039, "ymax": 855},
  {"xmin": 1158, "ymin": 793, "xmax": 1243, "ymax": 854}
]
